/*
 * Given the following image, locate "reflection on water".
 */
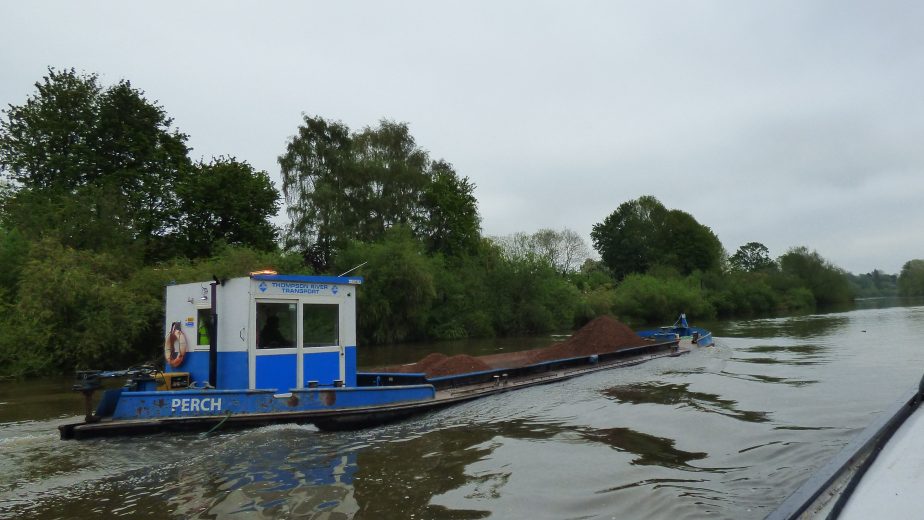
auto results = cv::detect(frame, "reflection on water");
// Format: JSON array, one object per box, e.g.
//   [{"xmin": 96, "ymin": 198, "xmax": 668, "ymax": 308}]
[
  {"xmin": 721, "ymin": 372, "xmax": 818, "ymax": 387},
  {"xmin": 603, "ymin": 382, "xmax": 770, "ymax": 423},
  {"xmin": 720, "ymin": 315, "xmax": 846, "ymax": 340},
  {"xmin": 579, "ymin": 427, "xmax": 708, "ymax": 469},
  {"xmin": 731, "ymin": 343, "xmax": 830, "ymax": 366}
]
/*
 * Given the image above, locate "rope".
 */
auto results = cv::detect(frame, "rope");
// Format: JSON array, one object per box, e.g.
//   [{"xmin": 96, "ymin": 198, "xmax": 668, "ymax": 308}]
[{"xmin": 203, "ymin": 411, "xmax": 233, "ymax": 436}]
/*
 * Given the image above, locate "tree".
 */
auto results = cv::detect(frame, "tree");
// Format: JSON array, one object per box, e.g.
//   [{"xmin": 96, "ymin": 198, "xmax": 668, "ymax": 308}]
[
  {"xmin": 0, "ymin": 68, "xmax": 191, "ymax": 259},
  {"xmin": 419, "ymin": 160, "xmax": 481, "ymax": 256},
  {"xmin": 591, "ymin": 196, "xmax": 665, "ymax": 280},
  {"xmin": 334, "ymin": 227, "xmax": 437, "ymax": 344},
  {"xmin": 278, "ymin": 115, "xmax": 351, "ymax": 268},
  {"xmin": 279, "ymin": 116, "xmax": 480, "ymax": 268},
  {"xmin": 898, "ymin": 259, "xmax": 924, "ymax": 296},
  {"xmin": 730, "ymin": 242, "xmax": 775, "ymax": 272},
  {"xmin": 496, "ymin": 228, "xmax": 591, "ymax": 274},
  {"xmin": 778, "ymin": 247, "xmax": 853, "ymax": 305},
  {"xmin": 177, "ymin": 157, "xmax": 280, "ymax": 258},
  {"xmin": 591, "ymin": 196, "xmax": 722, "ymax": 279}
]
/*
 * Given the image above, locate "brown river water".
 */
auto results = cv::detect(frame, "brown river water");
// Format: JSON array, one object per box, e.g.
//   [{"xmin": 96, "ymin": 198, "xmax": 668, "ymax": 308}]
[{"xmin": 2, "ymin": 299, "xmax": 924, "ymax": 519}]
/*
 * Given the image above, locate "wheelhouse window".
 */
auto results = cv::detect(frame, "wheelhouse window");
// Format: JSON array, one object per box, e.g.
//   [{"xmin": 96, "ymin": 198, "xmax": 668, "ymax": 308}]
[
  {"xmin": 196, "ymin": 308, "xmax": 211, "ymax": 347},
  {"xmin": 257, "ymin": 302, "xmax": 296, "ymax": 349},
  {"xmin": 303, "ymin": 304, "xmax": 339, "ymax": 348}
]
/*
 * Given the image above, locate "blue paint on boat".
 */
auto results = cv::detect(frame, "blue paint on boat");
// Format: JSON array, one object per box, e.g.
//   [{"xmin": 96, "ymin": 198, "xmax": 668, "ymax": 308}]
[
  {"xmin": 636, "ymin": 313, "xmax": 715, "ymax": 347},
  {"xmin": 110, "ymin": 385, "xmax": 436, "ymax": 420}
]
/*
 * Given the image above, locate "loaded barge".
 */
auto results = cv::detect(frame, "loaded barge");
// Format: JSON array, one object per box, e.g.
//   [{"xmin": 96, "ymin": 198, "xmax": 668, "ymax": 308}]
[{"xmin": 60, "ymin": 273, "xmax": 709, "ymax": 440}]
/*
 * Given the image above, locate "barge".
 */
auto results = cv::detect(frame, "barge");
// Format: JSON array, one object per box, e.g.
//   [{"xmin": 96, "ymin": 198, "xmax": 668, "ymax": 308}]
[{"xmin": 60, "ymin": 273, "xmax": 698, "ymax": 440}]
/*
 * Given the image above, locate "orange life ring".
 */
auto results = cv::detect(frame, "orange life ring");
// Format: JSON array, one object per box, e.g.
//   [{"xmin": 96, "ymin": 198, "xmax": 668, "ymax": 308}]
[{"xmin": 164, "ymin": 325, "xmax": 188, "ymax": 368}]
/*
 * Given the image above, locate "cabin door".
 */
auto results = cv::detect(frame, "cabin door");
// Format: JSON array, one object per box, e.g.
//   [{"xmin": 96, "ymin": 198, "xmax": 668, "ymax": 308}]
[
  {"xmin": 251, "ymin": 299, "xmax": 299, "ymax": 391},
  {"xmin": 250, "ymin": 298, "xmax": 345, "ymax": 390}
]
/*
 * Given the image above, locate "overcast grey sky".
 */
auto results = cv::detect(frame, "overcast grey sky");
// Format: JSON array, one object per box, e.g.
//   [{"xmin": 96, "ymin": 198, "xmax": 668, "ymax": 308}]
[{"xmin": 2, "ymin": 1, "xmax": 922, "ymax": 274}]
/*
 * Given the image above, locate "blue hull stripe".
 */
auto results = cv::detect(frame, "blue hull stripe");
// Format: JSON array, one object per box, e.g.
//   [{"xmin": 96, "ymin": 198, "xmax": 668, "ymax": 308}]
[{"xmin": 111, "ymin": 385, "xmax": 435, "ymax": 420}]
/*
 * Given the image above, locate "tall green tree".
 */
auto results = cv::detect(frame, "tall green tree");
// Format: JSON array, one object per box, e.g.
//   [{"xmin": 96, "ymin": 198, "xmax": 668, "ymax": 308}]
[
  {"xmin": 0, "ymin": 68, "xmax": 191, "ymax": 259},
  {"xmin": 590, "ymin": 196, "xmax": 665, "ymax": 280},
  {"xmin": 730, "ymin": 242, "xmax": 775, "ymax": 272},
  {"xmin": 279, "ymin": 116, "xmax": 480, "ymax": 268},
  {"xmin": 591, "ymin": 195, "xmax": 721, "ymax": 279},
  {"xmin": 177, "ymin": 157, "xmax": 280, "ymax": 258},
  {"xmin": 898, "ymin": 259, "xmax": 924, "ymax": 296},
  {"xmin": 420, "ymin": 160, "xmax": 481, "ymax": 256}
]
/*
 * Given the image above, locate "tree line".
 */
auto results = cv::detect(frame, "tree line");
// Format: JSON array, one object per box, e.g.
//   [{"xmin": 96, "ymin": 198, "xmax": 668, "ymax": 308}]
[{"xmin": 1, "ymin": 68, "xmax": 922, "ymax": 377}]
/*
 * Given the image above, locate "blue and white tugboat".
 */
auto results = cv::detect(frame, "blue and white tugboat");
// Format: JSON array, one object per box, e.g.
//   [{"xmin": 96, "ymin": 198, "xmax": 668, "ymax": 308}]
[{"xmin": 60, "ymin": 272, "xmax": 694, "ymax": 440}]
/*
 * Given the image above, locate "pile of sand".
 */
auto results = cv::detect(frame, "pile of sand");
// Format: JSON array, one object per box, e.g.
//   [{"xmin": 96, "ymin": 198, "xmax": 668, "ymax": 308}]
[
  {"xmin": 387, "ymin": 352, "xmax": 492, "ymax": 378},
  {"xmin": 377, "ymin": 316, "xmax": 651, "ymax": 378},
  {"xmin": 529, "ymin": 316, "xmax": 649, "ymax": 363}
]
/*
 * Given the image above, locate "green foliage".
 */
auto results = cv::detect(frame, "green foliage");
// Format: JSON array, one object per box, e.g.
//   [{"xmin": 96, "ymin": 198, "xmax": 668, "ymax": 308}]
[
  {"xmin": 898, "ymin": 260, "xmax": 924, "ymax": 296},
  {"xmin": 279, "ymin": 116, "xmax": 481, "ymax": 269},
  {"xmin": 177, "ymin": 157, "xmax": 280, "ymax": 258},
  {"xmin": 0, "ymin": 227, "xmax": 29, "ymax": 295},
  {"xmin": 848, "ymin": 270, "xmax": 898, "ymax": 298},
  {"xmin": 335, "ymin": 228, "xmax": 437, "ymax": 344},
  {"xmin": 779, "ymin": 247, "xmax": 853, "ymax": 305},
  {"xmin": 0, "ymin": 241, "xmax": 308, "ymax": 377},
  {"xmin": 420, "ymin": 160, "xmax": 481, "ymax": 256},
  {"xmin": 610, "ymin": 274, "xmax": 715, "ymax": 324},
  {"xmin": 0, "ymin": 69, "xmax": 288, "ymax": 377},
  {"xmin": 0, "ymin": 239, "xmax": 156, "ymax": 376},
  {"xmin": 487, "ymin": 256, "xmax": 580, "ymax": 334},
  {"xmin": 729, "ymin": 242, "xmax": 775, "ymax": 272},
  {"xmin": 706, "ymin": 272, "xmax": 779, "ymax": 316},
  {"xmin": 591, "ymin": 195, "xmax": 722, "ymax": 280},
  {"xmin": 0, "ymin": 68, "xmax": 191, "ymax": 259}
]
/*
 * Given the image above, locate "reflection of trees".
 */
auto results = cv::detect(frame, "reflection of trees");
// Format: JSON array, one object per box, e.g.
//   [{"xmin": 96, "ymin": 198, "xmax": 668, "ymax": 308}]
[
  {"xmin": 602, "ymin": 382, "xmax": 769, "ymax": 423},
  {"xmin": 723, "ymin": 315, "xmax": 847, "ymax": 339},
  {"xmin": 353, "ymin": 424, "xmax": 511, "ymax": 519},
  {"xmin": 733, "ymin": 344, "xmax": 829, "ymax": 366},
  {"xmin": 353, "ymin": 419, "xmax": 716, "ymax": 517},
  {"xmin": 578, "ymin": 428, "xmax": 707, "ymax": 469},
  {"xmin": 720, "ymin": 371, "xmax": 818, "ymax": 387}
]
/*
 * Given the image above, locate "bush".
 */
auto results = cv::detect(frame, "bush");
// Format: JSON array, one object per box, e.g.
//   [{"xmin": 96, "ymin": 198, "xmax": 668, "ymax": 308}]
[{"xmin": 611, "ymin": 274, "xmax": 715, "ymax": 325}]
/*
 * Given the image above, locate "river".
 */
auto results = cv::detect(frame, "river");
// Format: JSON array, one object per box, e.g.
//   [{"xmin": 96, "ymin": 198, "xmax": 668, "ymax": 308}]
[{"xmin": 2, "ymin": 299, "xmax": 924, "ymax": 519}]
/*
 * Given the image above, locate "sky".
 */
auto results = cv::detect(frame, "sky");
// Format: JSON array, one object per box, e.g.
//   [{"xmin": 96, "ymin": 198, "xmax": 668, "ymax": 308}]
[{"xmin": 2, "ymin": 1, "xmax": 922, "ymax": 274}]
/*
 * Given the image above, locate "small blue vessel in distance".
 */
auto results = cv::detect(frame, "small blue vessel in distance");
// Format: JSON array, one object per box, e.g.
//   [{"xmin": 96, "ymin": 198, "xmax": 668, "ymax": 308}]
[
  {"xmin": 60, "ymin": 273, "xmax": 694, "ymax": 440},
  {"xmin": 636, "ymin": 313, "xmax": 715, "ymax": 348}
]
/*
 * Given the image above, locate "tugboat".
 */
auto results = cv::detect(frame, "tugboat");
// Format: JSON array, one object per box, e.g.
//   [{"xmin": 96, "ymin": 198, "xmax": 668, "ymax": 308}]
[
  {"xmin": 636, "ymin": 313, "xmax": 714, "ymax": 348},
  {"xmin": 60, "ymin": 272, "xmax": 700, "ymax": 440}
]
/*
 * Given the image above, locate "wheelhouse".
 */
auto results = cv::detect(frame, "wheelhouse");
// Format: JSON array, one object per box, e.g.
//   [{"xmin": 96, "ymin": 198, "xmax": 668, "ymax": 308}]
[{"xmin": 164, "ymin": 274, "xmax": 363, "ymax": 390}]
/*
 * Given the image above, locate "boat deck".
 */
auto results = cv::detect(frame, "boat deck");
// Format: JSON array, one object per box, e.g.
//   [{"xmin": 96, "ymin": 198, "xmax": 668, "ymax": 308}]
[{"xmin": 837, "ymin": 401, "xmax": 924, "ymax": 519}]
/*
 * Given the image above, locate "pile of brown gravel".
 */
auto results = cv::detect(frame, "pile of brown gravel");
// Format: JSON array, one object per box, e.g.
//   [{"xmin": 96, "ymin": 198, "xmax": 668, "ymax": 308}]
[
  {"xmin": 377, "ymin": 316, "xmax": 651, "ymax": 378},
  {"xmin": 529, "ymin": 316, "xmax": 649, "ymax": 363}
]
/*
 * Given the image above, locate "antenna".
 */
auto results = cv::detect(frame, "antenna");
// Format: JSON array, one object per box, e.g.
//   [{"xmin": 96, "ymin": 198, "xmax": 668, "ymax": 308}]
[{"xmin": 338, "ymin": 261, "xmax": 367, "ymax": 277}]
